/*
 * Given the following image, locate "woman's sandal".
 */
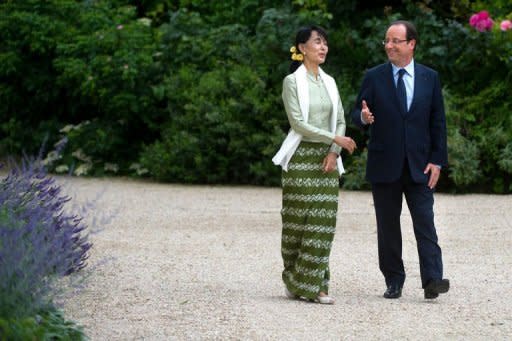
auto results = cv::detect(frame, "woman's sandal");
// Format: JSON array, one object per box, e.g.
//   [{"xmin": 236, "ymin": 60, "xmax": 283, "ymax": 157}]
[
  {"xmin": 315, "ymin": 294, "xmax": 335, "ymax": 305},
  {"xmin": 284, "ymin": 287, "xmax": 298, "ymax": 299},
  {"xmin": 285, "ymin": 287, "xmax": 334, "ymax": 304}
]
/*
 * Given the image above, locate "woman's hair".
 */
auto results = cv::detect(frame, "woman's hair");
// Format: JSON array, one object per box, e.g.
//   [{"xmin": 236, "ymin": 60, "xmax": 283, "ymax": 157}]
[{"xmin": 289, "ymin": 25, "xmax": 328, "ymax": 74}]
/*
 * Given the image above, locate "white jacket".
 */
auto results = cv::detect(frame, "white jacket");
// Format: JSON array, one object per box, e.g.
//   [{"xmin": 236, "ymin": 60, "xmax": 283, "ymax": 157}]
[{"xmin": 272, "ymin": 64, "xmax": 345, "ymax": 176}]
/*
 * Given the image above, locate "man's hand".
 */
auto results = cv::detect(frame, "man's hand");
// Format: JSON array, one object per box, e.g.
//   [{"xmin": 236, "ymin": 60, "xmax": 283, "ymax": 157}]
[
  {"xmin": 322, "ymin": 152, "xmax": 338, "ymax": 173},
  {"xmin": 361, "ymin": 100, "xmax": 374, "ymax": 124},
  {"xmin": 424, "ymin": 163, "xmax": 441, "ymax": 189}
]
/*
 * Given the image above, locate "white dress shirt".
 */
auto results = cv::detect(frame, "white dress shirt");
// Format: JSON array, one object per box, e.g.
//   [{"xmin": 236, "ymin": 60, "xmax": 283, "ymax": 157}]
[{"xmin": 391, "ymin": 59, "xmax": 415, "ymax": 111}]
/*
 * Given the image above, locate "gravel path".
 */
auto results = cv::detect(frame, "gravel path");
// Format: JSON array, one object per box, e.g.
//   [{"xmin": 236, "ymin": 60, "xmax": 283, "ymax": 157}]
[{"xmin": 62, "ymin": 177, "xmax": 512, "ymax": 340}]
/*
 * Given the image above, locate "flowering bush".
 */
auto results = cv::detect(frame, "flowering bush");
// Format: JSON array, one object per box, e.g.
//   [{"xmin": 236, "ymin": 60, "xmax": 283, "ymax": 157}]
[
  {"xmin": 1, "ymin": 1, "xmax": 511, "ymax": 192},
  {"xmin": 469, "ymin": 10, "xmax": 494, "ymax": 31},
  {"xmin": 446, "ymin": 6, "xmax": 512, "ymax": 192},
  {"xmin": 0, "ymin": 157, "xmax": 92, "ymax": 320},
  {"xmin": 469, "ymin": 10, "xmax": 512, "ymax": 32},
  {"xmin": 500, "ymin": 19, "xmax": 512, "ymax": 31}
]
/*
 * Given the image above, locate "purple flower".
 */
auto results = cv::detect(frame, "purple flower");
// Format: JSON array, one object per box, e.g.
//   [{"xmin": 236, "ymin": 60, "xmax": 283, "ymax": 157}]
[
  {"xmin": 500, "ymin": 20, "xmax": 512, "ymax": 31},
  {"xmin": 469, "ymin": 10, "xmax": 494, "ymax": 32},
  {"xmin": 0, "ymin": 156, "xmax": 93, "ymax": 317}
]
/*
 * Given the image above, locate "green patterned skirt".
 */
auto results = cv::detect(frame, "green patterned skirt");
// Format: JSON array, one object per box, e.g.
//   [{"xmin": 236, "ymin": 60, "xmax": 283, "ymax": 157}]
[{"xmin": 281, "ymin": 141, "xmax": 339, "ymax": 299}]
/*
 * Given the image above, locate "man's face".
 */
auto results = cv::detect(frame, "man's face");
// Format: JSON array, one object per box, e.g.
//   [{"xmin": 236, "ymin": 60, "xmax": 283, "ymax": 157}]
[{"xmin": 384, "ymin": 24, "xmax": 415, "ymax": 67}]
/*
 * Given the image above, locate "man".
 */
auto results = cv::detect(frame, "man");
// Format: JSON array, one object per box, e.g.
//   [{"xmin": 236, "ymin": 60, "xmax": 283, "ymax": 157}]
[{"xmin": 351, "ymin": 20, "xmax": 449, "ymax": 299}]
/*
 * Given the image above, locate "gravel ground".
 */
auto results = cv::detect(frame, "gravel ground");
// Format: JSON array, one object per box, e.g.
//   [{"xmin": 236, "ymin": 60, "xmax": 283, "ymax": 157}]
[{"xmin": 61, "ymin": 177, "xmax": 512, "ymax": 340}]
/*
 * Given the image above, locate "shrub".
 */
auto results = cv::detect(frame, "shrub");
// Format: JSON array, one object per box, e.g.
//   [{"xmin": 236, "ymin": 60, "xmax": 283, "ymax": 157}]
[
  {"xmin": 0, "ymin": 307, "xmax": 85, "ymax": 340},
  {"xmin": 341, "ymin": 149, "xmax": 369, "ymax": 190},
  {"xmin": 445, "ymin": 6, "xmax": 512, "ymax": 192},
  {"xmin": 336, "ymin": 3, "xmax": 512, "ymax": 193},
  {"xmin": 0, "ymin": 0, "xmax": 162, "ymax": 174},
  {"xmin": 1, "ymin": 1, "xmax": 511, "ymax": 192},
  {"xmin": 139, "ymin": 7, "xmax": 302, "ymax": 185},
  {"xmin": 0, "ymin": 157, "xmax": 92, "ymax": 320}
]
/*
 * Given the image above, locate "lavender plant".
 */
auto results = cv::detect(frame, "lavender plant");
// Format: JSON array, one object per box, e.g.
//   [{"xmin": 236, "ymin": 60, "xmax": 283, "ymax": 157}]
[{"xmin": 0, "ymin": 157, "xmax": 92, "ymax": 319}]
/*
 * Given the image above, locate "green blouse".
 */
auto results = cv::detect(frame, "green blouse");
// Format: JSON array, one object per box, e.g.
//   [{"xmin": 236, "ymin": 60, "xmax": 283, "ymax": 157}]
[{"xmin": 282, "ymin": 70, "xmax": 346, "ymax": 155}]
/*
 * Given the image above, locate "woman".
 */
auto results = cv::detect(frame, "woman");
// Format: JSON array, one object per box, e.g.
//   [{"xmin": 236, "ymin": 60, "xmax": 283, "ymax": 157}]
[{"xmin": 272, "ymin": 26, "xmax": 356, "ymax": 304}]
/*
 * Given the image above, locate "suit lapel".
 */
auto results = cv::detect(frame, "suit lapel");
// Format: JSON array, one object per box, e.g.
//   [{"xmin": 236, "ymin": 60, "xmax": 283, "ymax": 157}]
[
  {"xmin": 380, "ymin": 63, "xmax": 405, "ymax": 116},
  {"xmin": 408, "ymin": 64, "xmax": 425, "ymax": 115},
  {"xmin": 383, "ymin": 62, "xmax": 428, "ymax": 116}
]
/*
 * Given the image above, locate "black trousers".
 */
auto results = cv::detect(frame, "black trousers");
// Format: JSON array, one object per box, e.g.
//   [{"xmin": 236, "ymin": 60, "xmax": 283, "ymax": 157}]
[{"xmin": 371, "ymin": 163, "xmax": 443, "ymax": 288}]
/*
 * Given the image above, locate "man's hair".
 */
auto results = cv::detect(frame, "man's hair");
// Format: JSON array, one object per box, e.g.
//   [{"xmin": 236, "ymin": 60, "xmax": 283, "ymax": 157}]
[{"xmin": 390, "ymin": 20, "xmax": 419, "ymax": 45}]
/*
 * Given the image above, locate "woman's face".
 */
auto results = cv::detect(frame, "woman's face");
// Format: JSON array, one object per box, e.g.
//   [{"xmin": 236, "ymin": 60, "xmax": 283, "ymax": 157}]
[{"xmin": 299, "ymin": 30, "xmax": 328, "ymax": 65}]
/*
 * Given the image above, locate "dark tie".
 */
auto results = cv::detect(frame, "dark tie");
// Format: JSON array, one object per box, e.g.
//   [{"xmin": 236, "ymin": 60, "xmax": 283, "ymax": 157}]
[{"xmin": 397, "ymin": 68, "xmax": 407, "ymax": 113}]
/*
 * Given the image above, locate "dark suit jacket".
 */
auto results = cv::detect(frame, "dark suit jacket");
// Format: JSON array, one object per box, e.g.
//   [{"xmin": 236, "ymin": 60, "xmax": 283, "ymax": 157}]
[{"xmin": 351, "ymin": 62, "xmax": 448, "ymax": 184}]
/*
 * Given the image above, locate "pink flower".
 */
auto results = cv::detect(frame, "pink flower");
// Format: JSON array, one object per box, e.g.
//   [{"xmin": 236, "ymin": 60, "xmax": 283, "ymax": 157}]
[
  {"xmin": 476, "ymin": 18, "xmax": 494, "ymax": 32},
  {"xmin": 469, "ymin": 10, "xmax": 494, "ymax": 32},
  {"xmin": 117, "ymin": 24, "xmax": 123, "ymax": 30},
  {"xmin": 500, "ymin": 20, "xmax": 512, "ymax": 31},
  {"xmin": 470, "ymin": 10, "xmax": 488, "ymax": 25}
]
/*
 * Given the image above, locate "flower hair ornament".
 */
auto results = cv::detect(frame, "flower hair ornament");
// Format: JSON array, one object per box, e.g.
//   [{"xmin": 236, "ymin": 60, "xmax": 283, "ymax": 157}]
[{"xmin": 290, "ymin": 46, "xmax": 304, "ymax": 61}]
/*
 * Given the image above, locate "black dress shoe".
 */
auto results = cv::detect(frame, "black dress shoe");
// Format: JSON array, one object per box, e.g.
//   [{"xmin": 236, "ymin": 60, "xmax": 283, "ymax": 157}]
[
  {"xmin": 424, "ymin": 279, "xmax": 450, "ymax": 299},
  {"xmin": 383, "ymin": 285, "xmax": 402, "ymax": 299}
]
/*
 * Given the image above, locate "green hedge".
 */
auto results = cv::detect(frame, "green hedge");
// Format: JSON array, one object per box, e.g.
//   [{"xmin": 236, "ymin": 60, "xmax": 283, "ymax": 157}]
[{"xmin": 1, "ymin": 0, "xmax": 511, "ymax": 192}]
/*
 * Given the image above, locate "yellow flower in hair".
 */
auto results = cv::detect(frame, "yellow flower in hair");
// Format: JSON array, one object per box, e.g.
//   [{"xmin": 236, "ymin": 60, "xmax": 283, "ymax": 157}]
[
  {"xmin": 290, "ymin": 45, "xmax": 303, "ymax": 61},
  {"xmin": 291, "ymin": 52, "xmax": 304, "ymax": 61}
]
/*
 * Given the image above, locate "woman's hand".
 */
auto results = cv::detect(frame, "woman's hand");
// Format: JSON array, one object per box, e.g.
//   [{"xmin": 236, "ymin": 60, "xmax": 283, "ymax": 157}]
[
  {"xmin": 322, "ymin": 152, "xmax": 338, "ymax": 173},
  {"xmin": 333, "ymin": 136, "xmax": 357, "ymax": 154}
]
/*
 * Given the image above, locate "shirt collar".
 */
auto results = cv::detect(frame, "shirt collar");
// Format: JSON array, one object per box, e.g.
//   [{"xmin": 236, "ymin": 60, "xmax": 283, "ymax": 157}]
[
  {"xmin": 391, "ymin": 59, "xmax": 414, "ymax": 77},
  {"xmin": 306, "ymin": 69, "xmax": 322, "ymax": 82}
]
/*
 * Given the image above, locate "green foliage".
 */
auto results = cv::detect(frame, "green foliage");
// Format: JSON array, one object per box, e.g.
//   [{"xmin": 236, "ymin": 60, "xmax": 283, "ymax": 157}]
[
  {"xmin": 1, "ymin": 0, "xmax": 511, "ymax": 192},
  {"xmin": 139, "ymin": 6, "xmax": 321, "ymax": 185},
  {"xmin": 442, "ymin": 16, "xmax": 512, "ymax": 193},
  {"xmin": 0, "ymin": 1, "xmax": 69, "ymax": 156},
  {"xmin": 140, "ymin": 61, "xmax": 280, "ymax": 184},
  {"xmin": 341, "ymin": 149, "xmax": 369, "ymax": 190},
  {"xmin": 467, "ymin": 0, "xmax": 512, "ymax": 16},
  {"xmin": 334, "ymin": 2, "xmax": 512, "ymax": 193},
  {"xmin": 0, "ymin": 0, "xmax": 161, "ymax": 174},
  {"xmin": 498, "ymin": 142, "xmax": 512, "ymax": 174},
  {"xmin": 446, "ymin": 129, "xmax": 481, "ymax": 188},
  {"xmin": 0, "ymin": 307, "xmax": 85, "ymax": 341}
]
